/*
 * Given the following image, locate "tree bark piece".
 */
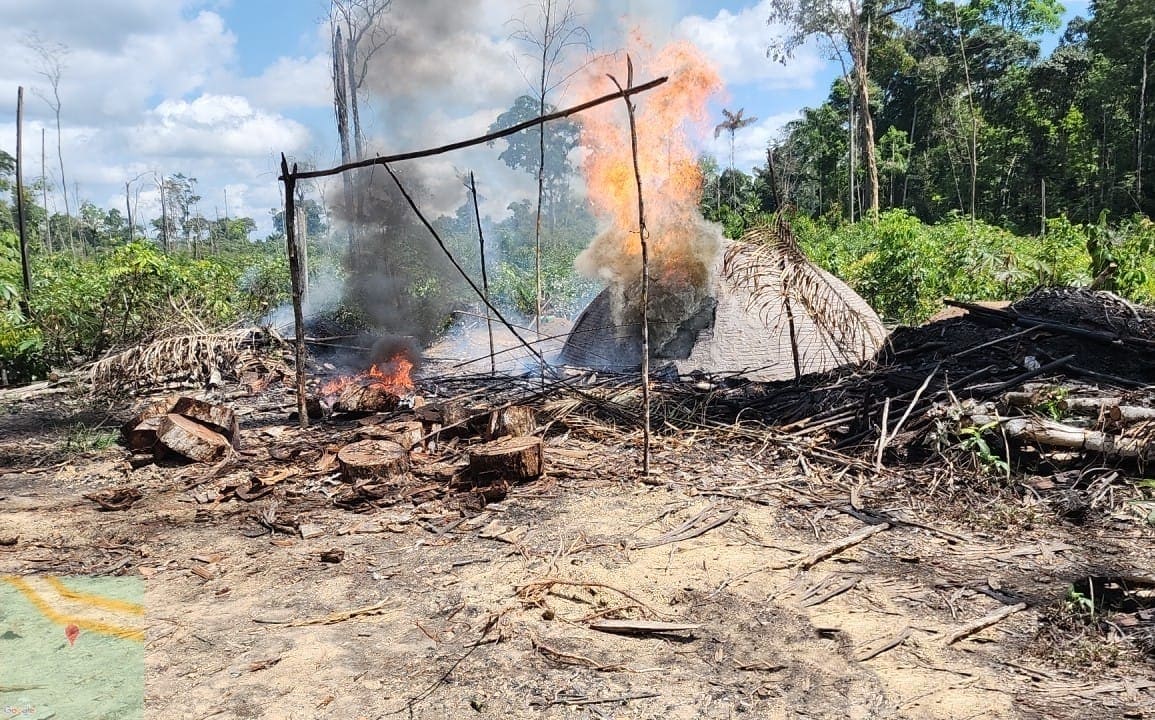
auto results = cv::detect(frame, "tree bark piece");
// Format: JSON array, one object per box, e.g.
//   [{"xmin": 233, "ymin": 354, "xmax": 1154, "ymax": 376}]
[
  {"xmin": 487, "ymin": 406, "xmax": 537, "ymax": 439},
  {"xmin": 171, "ymin": 396, "xmax": 240, "ymax": 447},
  {"xmin": 469, "ymin": 436, "xmax": 544, "ymax": 485},
  {"xmin": 126, "ymin": 416, "xmax": 164, "ymax": 452},
  {"xmin": 338, "ymin": 439, "xmax": 408, "ymax": 484},
  {"xmin": 155, "ymin": 414, "xmax": 230, "ymax": 463}
]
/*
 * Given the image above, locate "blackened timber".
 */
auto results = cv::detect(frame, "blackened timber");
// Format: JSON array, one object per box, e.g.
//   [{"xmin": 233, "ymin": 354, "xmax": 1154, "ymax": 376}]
[
  {"xmin": 280, "ymin": 154, "xmax": 309, "ymax": 428},
  {"xmin": 279, "ymin": 77, "xmax": 669, "ymax": 182}
]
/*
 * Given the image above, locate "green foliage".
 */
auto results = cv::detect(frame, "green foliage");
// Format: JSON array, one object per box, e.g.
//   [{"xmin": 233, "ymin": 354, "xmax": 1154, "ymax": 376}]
[
  {"xmin": 957, "ymin": 420, "xmax": 1012, "ymax": 478},
  {"xmin": 0, "ymin": 238, "xmax": 289, "ymax": 382},
  {"xmin": 793, "ymin": 210, "xmax": 1102, "ymax": 323}
]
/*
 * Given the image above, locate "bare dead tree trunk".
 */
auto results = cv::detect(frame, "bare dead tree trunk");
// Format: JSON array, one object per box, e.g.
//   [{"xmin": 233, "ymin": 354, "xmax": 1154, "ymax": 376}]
[
  {"xmin": 125, "ymin": 182, "xmax": 132, "ymax": 243},
  {"xmin": 954, "ymin": 3, "xmax": 979, "ymax": 225},
  {"xmin": 612, "ymin": 59, "xmax": 651, "ymax": 477},
  {"xmin": 332, "ymin": 26, "xmax": 357, "ymax": 256},
  {"xmin": 1138, "ymin": 29, "xmax": 1152, "ymax": 203},
  {"xmin": 30, "ymin": 52, "xmax": 74, "ymax": 252},
  {"xmin": 15, "ymin": 87, "xmax": 32, "ymax": 319},
  {"xmin": 280, "ymin": 156, "xmax": 309, "ymax": 429},
  {"xmin": 158, "ymin": 178, "xmax": 169, "ymax": 252},
  {"xmin": 40, "ymin": 128, "xmax": 51, "ymax": 252},
  {"xmin": 469, "ymin": 172, "xmax": 496, "ymax": 375}
]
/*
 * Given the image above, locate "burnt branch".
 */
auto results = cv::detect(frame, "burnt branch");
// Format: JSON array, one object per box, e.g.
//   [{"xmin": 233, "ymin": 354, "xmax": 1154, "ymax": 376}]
[{"xmin": 280, "ymin": 76, "xmax": 668, "ymax": 181}]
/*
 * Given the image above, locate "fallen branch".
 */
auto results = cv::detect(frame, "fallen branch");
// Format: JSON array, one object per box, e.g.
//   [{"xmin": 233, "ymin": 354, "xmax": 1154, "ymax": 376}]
[
  {"xmin": 856, "ymin": 626, "xmax": 912, "ymax": 661},
  {"xmin": 971, "ymin": 413, "xmax": 1154, "ymax": 462},
  {"xmin": 517, "ymin": 578, "xmax": 669, "ymax": 619},
  {"xmin": 794, "ymin": 522, "xmax": 890, "ymax": 570},
  {"xmin": 630, "ymin": 504, "xmax": 737, "ymax": 549},
  {"xmin": 588, "ymin": 619, "xmax": 700, "ymax": 635},
  {"xmin": 943, "ymin": 602, "xmax": 1028, "ymax": 645}
]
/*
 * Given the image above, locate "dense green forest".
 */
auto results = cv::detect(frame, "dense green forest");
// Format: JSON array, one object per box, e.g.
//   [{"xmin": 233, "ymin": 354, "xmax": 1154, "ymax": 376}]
[{"xmin": 1, "ymin": 0, "xmax": 1153, "ymax": 383}]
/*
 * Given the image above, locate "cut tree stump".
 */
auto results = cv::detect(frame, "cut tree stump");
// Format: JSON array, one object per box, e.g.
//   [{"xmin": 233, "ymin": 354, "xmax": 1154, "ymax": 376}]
[
  {"xmin": 469, "ymin": 436, "xmax": 544, "ymax": 485},
  {"xmin": 487, "ymin": 406, "xmax": 536, "ymax": 439},
  {"xmin": 125, "ymin": 416, "xmax": 164, "ymax": 452},
  {"xmin": 338, "ymin": 439, "xmax": 409, "ymax": 484},
  {"xmin": 171, "ymin": 396, "xmax": 240, "ymax": 447},
  {"xmin": 121, "ymin": 398, "xmax": 176, "ymax": 438},
  {"xmin": 381, "ymin": 421, "xmax": 425, "ymax": 451},
  {"xmin": 155, "ymin": 414, "xmax": 231, "ymax": 463}
]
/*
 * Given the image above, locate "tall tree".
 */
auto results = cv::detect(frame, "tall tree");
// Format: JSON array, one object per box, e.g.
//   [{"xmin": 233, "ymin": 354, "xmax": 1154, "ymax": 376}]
[
  {"xmin": 769, "ymin": 0, "xmax": 915, "ymax": 220},
  {"xmin": 509, "ymin": 0, "xmax": 590, "ymax": 335},
  {"xmin": 330, "ymin": 0, "xmax": 394, "ymax": 161},
  {"xmin": 25, "ymin": 33, "xmax": 73, "ymax": 250},
  {"xmin": 714, "ymin": 108, "xmax": 759, "ymax": 172}
]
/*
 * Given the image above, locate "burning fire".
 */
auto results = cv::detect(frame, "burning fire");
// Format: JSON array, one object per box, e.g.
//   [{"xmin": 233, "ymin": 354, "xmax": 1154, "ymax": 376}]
[
  {"xmin": 321, "ymin": 353, "xmax": 416, "ymax": 397},
  {"xmin": 572, "ymin": 33, "xmax": 725, "ymax": 347},
  {"xmin": 576, "ymin": 35, "xmax": 723, "ymax": 238}
]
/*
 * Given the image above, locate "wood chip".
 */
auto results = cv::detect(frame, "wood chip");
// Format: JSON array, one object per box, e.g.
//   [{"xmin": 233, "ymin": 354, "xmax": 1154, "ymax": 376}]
[{"xmin": 298, "ymin": 523, "xmax": 325, "ymax": 540}]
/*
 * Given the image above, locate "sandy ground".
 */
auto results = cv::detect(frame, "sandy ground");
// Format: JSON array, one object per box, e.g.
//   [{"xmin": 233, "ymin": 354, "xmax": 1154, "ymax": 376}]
[{"xmin": 1, "ymin": 383, "xmax": 1152, "ymax": 720}]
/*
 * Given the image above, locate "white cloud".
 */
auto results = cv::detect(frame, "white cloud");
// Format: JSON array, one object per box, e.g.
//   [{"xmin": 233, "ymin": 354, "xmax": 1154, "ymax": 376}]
[
  {"xmin": 231, "ymin": 53, "xmax": 332, "ymax": 111},
  {"xmin": 675, "ymin": 0, "xmax": 825, "ymax": 90},
  {"xmin": 130, "ymin": 94, "xmax": 311, "ymax": 158}
]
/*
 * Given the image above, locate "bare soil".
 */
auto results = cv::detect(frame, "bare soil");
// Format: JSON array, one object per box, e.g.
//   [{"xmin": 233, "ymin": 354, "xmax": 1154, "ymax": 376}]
[{"xmin": 1, "ymin": 377, "xmax": 1152, "ymax": 720}]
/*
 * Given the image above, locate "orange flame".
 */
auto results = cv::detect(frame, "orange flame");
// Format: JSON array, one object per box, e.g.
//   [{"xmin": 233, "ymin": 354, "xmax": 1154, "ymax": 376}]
[
  {"xmin": 321, "ymin": 353, "xmax": 415, "ymax": 397},
  {"xmin": 574, "ymin": 35, "xmax": 723, "ymax": 259},
  {"xmin": 569, "ymin": 34, "xmax": 725, "ymax": 349}
]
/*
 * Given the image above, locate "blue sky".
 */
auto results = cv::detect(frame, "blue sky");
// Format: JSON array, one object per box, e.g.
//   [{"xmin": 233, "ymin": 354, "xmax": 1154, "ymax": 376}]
[{"xmin": 0, "ymin": 0, "xmax": 1090, "ymax": 235}]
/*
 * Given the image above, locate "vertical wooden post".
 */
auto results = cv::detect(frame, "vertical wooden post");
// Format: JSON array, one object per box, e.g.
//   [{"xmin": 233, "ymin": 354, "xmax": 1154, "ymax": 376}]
[
  {"xmin": 469, "ymin": 172, "xmax": 496, "ymax": 375},
  {"xmin": 15, "ymin": 87, "xmax": 32, "ymax": 319},
  {"xmin": 613, "ymin": 58, "xmax": 651, "ymax": 477},
  {"xmin": 281, "ymin": 154, "xmax": 309, "ymax": 428}
]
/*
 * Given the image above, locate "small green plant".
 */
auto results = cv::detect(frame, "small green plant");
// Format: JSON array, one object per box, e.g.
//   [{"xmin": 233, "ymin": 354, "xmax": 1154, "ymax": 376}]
[
  {"xmin": 63, "ymin": 423, "xmax": 118, "ymax": 453},
  {"xmin": 1038, "ymin": 386, "xmax": 1069, "ymax": 421},
  {"xmin": 1064, "ymin": 585, "xmax": 1096, "ymax": 617},
  {"xmin": 957, "ymin": 420, "xmax": 1012, "ymax": 477}
]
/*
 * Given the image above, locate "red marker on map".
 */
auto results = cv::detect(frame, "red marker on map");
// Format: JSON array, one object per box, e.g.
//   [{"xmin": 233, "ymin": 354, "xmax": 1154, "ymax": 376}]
[{"xmin": 65, "ymin": 623, "xmax": 79, "ymax": 646}]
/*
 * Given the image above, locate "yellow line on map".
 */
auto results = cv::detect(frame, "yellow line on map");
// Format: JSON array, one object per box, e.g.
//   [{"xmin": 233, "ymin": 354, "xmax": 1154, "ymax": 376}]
[
  {"xmin": 1, "ymin": 576, "xmax": 144, "ymax": 642},
  {"xmin": 43, "ymin": 575, "xmax": 145, "ymax": 616}
]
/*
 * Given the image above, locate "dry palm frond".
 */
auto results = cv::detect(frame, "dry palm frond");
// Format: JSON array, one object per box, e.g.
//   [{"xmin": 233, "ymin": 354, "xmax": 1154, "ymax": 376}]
[
  {"xmin": 90, "ymin": 327, "xmax": 282, "ymax": 395},
  {"xmin": 724, "ymin": 217, "xmax": 886, "ymax": 375}
]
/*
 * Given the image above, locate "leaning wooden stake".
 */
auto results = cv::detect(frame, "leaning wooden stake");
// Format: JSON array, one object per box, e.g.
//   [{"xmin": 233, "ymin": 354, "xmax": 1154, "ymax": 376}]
[
  {"xmin": 14, "ymin": 87, "xmax": 32, "ymax": 319},
  {"xmin": 611, "ymin": 57, "xmax": 651, "ymax": 477},
  {"xmin": 280, "ymin": 154, "xmax": 308, "ymax": 428},
  {"xmin": 469, "ymin": 172, "xmax": 496, "ymax": 375}
]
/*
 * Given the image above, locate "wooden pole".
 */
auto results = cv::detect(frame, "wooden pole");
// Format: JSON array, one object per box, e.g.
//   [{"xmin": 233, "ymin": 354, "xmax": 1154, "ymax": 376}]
[
  {"xmin": 611, "ymin": 58, "xmax": 651, "ymax": 477},
  {"xmin": 382, "ymin": 163, "xmax": 547, "ymax": 369},
  {"xmin": 469, "ymin": 172, "xmax": 496, "ymax": 375},
  {"xmin": 15, "ymin": 87, "xmax": 32, "ymax": 319},
  {"xmin": 281, "ymin": 154, "xmax": 309, "ymax": 428},
  {"xmin": 281, "ymin": 76, "xmax": 669, "ymax": 182}
]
